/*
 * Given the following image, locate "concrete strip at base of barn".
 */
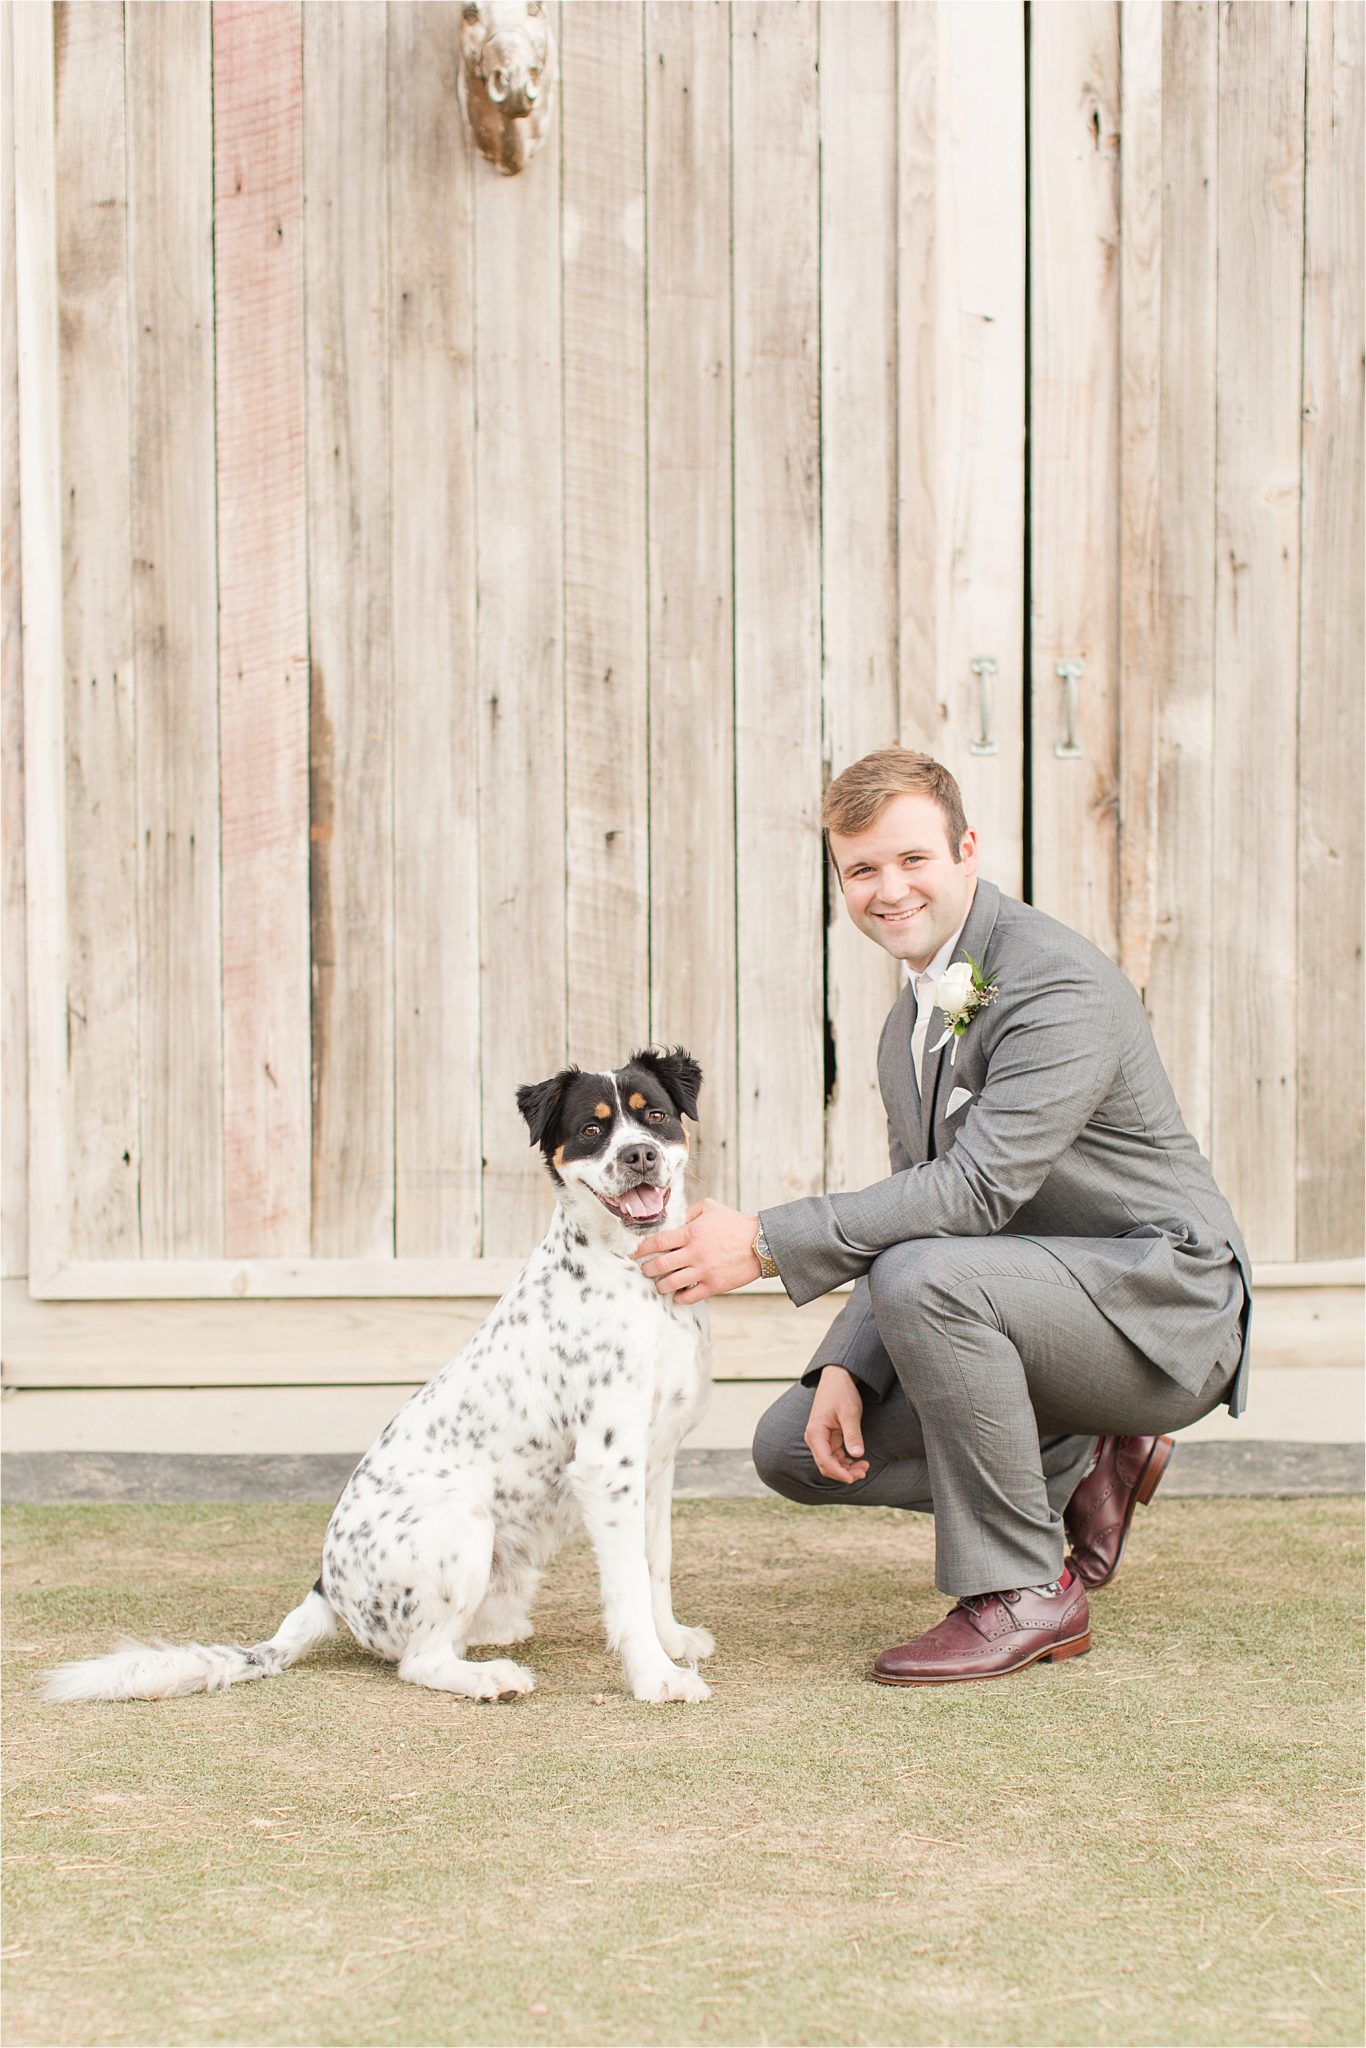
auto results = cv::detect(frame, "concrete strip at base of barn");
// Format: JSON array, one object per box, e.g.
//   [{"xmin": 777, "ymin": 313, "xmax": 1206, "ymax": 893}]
[{"xmin": 1, "ymin": 1441, "xmax": 1362, "ymax": 1505}]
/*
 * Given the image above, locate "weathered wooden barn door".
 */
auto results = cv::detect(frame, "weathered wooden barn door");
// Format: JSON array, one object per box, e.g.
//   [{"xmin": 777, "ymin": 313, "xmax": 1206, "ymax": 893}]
[
  {"xmin": 5, "ymin": 0, "xmax": 1359, "ymax": 1359},
  {"xmin": 829, "ymin": 0, "xmax": 1026, "ymax": 1197},
  {"xmin": 7, "ymin": 0, "xmax": 1027, "ymax": 1306},
  {"xmin": 1026, "ymin": 0, "xmax": 1363, "ymax": 1263}
]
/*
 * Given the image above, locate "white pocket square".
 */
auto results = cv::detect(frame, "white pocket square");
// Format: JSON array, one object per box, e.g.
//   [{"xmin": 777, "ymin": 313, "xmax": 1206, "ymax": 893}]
[{"xmin": 946, "ymin": 1086, "xmax": 974, "ymax": 1117}]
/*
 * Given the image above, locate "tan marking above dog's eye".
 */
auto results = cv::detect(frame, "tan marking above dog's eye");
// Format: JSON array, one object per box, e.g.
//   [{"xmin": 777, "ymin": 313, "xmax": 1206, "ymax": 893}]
[
  {"xmin": 594, "ymin": 1101, "xmax": 612, "ymax": 1119},
  {"xmin": 628, "ymin": 1092, "xmax": 647, "ymax": 1110}
]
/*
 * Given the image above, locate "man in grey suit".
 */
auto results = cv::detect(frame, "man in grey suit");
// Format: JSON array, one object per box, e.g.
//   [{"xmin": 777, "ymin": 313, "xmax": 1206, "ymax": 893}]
[{"xmin": 634, "ymin": 747, "xmax": 1251, "ymax": 1685}]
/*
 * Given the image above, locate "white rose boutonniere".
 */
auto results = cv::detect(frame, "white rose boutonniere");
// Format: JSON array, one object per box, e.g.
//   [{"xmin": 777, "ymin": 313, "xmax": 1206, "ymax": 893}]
[{"xmin": 927, "ymin": 954, "xmax": 1000, "ymax": 1066}]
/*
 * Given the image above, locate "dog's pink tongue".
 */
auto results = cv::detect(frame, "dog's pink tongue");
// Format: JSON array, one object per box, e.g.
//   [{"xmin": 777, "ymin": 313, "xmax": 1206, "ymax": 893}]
[{"xmin": 620, "ymin": 1183, "xmax": 666, "ymax": 1220}]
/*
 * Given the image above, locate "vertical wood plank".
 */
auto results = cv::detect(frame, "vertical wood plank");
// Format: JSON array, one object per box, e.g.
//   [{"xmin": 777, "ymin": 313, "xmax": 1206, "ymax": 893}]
[
  {"xmin": 732, "ymin": 0, "xmax": 823, "ymax": 1209},
  {"xmin": 474, "ymin": 6, "xmax": 564, "ymax": 1255},
  {"xmin": 644, "ymin": 0, "xmax": 737, "ymax": 1205},
  {"xmin": 895, "ymin": 2, "xmax": 1025, "ymax": 891},
  {"xmin": 126, "ymin": 0, "xmax": 223, "ymax": 1257},
  {"xmin": 1116, "ymin": 0, "xmax": 1162, "ymax": 992},
  {"xmin": 213, "ymin": 0, "xmax": 311, "ymax": 1258},
  {"xmin": 562, "ymin": 0, "xmax": 649, "ymax": 1068},
  {"xmin": 13, "ymin": 0, "xmax": 70, "ymax": 1288},
  {"xmin": 1298, "ymin": 0, "xmax": 1364, "ymax": 1259},
  {"xmin": 1146, "ymin": 0, "xmax": 1217, "ymax": 1152},
  {"xmin": 895, "ymin": 0, "xmax": 940, "ymax": 753},
  {"xmin": 389, "ymin": 0, "xmax": 481, "ymax": 1257},
  {"xmin": 56, "ymin": 0, "xmax": 140, "ymax": 1260},
  {"xmin": 1, "ymin": 0, "xmax": 28, "ymax": 1279},
  {"xmin": 821, "ymin": 0, "xmax": 899, "ymax": 1195},
  {"xmin": 940, "ymin": 1, "xmax": 1026, "ymax": 895},
  {"xmin": 1028, "ymin": 0, "xmax": 1121, "ymax": 955},
  {"xmin": 1211, "ymin": 0, "xmax": 1305, "ymax": 1259},
  {"xmin": 304, "ymin": 1, "xmax": 394, "ymax": 1259}
]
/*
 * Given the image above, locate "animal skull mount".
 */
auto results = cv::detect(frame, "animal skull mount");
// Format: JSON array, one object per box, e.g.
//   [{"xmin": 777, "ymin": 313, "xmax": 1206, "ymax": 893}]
[{"xmin": 459, "ymin": 0, "xmax": 556, "ymax": 177}]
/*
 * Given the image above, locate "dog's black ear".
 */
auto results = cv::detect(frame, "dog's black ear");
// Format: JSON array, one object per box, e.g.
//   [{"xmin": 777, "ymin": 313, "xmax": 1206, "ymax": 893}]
[
  {"xmin": 630, "ymin": 1046, "xmax": 703, "ymax": 1121},
  {"xmin": 516, "ymin": 1067, "xmax": 578, "ymax": 1149}
]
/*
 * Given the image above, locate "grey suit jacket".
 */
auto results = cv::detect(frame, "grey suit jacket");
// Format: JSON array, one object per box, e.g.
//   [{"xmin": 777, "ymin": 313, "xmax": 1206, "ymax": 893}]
[{"xmin": 760, "ymin": 880, "xmax": 1253, "ymax": 1418}]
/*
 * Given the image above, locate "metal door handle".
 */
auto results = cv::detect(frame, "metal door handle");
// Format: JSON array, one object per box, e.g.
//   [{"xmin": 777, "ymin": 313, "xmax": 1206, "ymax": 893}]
[
  {"xmin": 1055, "ymin": 659, "xmax": 1084, "ymax": 759},
  {"xmin": 968, "ymin": 658, "xmax": 998, "ymax": 756}
]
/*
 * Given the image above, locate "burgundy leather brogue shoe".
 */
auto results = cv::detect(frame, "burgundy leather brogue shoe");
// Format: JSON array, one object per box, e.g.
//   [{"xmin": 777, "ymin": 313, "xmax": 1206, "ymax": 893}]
[
  {"xmin": 871, "ymin": 1572, "xmax": 1091, "ymax": 1685},
  {"xmin": 1064, "ymin": 1434, "xmax": 1174, "ymax": 1590}
]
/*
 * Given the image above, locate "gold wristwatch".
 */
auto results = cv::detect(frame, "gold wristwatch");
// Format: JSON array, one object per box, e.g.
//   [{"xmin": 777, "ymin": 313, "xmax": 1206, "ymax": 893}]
[{"xmin": 752, "ymin": 1222, "xmax": 779, "ymax": 1280}]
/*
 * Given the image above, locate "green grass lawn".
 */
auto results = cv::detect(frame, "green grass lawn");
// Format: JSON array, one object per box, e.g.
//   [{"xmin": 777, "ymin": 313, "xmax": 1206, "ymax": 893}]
[{"xmin": 3, "ymin": 1496, "xmax": 1362, "ymax": 2048}]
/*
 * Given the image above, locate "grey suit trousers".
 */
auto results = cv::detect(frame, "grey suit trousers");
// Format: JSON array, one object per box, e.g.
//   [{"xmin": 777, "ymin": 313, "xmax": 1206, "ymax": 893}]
[{"xmin": 751, "ymin": 1234, "xmax": 1245, "ymax": 1597}]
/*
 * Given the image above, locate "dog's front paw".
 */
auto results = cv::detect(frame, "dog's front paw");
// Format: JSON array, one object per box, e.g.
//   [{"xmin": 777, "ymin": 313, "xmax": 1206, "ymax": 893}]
[
  {"xmin": 472, "ymin": 1658, "xmax": 536, "ymax": 1701},
  {"xmin": 656, "ymin": 1622, "xmax": 715, "ymax": 1664},
  {"xmin": 633, "ymin": 1664, "xmax": 712, "ymax": 1705}
]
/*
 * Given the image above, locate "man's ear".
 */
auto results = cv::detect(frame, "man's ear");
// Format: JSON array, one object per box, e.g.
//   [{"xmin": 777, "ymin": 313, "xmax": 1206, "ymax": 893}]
[
  {"xmin": 516, "ymin": 1067, "xmax": 578, "ymax": 1149},
  {"xmin": 629, "ymin": 1046, "xmax": 703, "ymax": 1122}
]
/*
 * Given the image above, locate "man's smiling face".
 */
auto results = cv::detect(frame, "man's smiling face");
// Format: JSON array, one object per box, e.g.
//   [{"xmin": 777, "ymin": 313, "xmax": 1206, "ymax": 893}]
[{"xmin": 829, "ymin": 791, "xmax": 978, "ymax": 971}]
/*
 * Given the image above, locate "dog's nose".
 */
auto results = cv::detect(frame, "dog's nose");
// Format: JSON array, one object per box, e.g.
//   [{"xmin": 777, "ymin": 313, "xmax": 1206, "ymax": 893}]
[{"xmin": 619, "ymin": 1144, "xmax": 659, "ymax": 1177}]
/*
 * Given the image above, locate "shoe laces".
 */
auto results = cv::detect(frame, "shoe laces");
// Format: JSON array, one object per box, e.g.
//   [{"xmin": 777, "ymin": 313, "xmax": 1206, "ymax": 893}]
[{"xmin": 955, "ymin": 1588, "xmax": 1020, "ymax": 1616}]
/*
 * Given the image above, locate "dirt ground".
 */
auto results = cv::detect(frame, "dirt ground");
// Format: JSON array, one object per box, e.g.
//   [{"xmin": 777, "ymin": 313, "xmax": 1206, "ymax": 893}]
[{"xmin": 3, "ymin": 1494, "xmax": 1362, "ymax": 2047}]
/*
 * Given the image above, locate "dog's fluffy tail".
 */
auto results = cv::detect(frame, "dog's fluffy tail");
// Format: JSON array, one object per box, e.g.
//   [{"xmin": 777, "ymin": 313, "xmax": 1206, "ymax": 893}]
[{"xmin": 38, "ymin": 1585, "xmax": 338, "ymax": 1703}]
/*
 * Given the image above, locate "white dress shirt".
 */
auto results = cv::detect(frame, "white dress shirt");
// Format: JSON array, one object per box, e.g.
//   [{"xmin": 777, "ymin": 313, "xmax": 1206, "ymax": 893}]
[{"xmin": 905, "ymin": 918, "xmax": 969, "ymax": 1099}]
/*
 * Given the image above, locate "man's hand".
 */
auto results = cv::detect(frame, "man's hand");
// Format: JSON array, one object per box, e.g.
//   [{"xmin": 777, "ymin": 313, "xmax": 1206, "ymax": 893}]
[
  {"xmin": 633, "ymin": 1199, "xmax": 763, "ymax": 1304},
  {"xmin": 804, "ymin": 1365, "xmax": 869, "ymax": 1484}
]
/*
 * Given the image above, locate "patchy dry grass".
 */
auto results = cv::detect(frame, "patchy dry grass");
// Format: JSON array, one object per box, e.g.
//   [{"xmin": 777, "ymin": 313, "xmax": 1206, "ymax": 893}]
[{"xmin": 3, "ymin": 1496, "xmax": 1362, "ymax": 2047}]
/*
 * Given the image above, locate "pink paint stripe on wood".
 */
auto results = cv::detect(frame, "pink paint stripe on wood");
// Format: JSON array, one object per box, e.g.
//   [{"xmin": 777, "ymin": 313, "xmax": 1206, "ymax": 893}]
[{"xmin": 213, "ymin": 1, "xmax": 310, "ymax": 1256}]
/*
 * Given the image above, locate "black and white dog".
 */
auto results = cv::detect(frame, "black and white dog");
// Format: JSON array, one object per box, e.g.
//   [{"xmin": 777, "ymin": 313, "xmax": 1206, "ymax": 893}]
[{"xmin": 42, "ymin": 1049, "xmax": 715, "ymax": 1707}]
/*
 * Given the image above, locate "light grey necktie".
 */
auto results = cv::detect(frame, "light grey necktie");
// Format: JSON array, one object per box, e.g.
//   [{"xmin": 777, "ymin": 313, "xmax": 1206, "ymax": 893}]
[{"xmin": 910, "ymin": 973, "xmax": 938, "ymax": 1100}]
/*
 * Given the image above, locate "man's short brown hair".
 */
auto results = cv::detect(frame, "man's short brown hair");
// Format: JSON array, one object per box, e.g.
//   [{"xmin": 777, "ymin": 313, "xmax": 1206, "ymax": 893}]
[{"xmin": 822, "ymin": 747, "xmax": 970, "ymax": 860}]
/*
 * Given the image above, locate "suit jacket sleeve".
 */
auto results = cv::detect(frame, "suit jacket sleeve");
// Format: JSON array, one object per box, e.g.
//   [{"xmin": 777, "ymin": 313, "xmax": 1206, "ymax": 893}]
[
  {"xmin": 789, "ymin": 1122, "xmax": 912, "ymax": 1405},
  {"xmin": 761, "ymin": 963, "xmax": 1120, "ymax": 1307}
]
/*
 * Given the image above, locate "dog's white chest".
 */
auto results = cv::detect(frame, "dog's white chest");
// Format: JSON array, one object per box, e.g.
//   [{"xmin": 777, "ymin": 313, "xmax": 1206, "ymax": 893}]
[
  {"xmin": 645, "ymin": 1297, "xmax": 709, "ymax": 1445},
  {"xmin": 532, "ymin": 1252, "xmax": 708, "ymax": 1450}
]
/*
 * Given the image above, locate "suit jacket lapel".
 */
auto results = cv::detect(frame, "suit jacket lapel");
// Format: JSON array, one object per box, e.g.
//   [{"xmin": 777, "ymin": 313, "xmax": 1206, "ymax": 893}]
[
  {"xmin": 878, "ymin": 976, "xmax": 922, "ymax": 1160},
  {"xmin": 919, "ymin": 880, "xmax": 1001, "ymax": 1155}
]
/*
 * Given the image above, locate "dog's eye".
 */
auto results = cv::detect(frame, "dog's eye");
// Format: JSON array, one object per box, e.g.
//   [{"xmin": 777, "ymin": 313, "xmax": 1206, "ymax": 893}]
[
  {"xmin": 646, "ymin": 1109, "xmax": 666, "ymax": 1124},
  {"xmin": 581, "ymin": 1122, "xmax": 602, "ymax": 1139}
]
